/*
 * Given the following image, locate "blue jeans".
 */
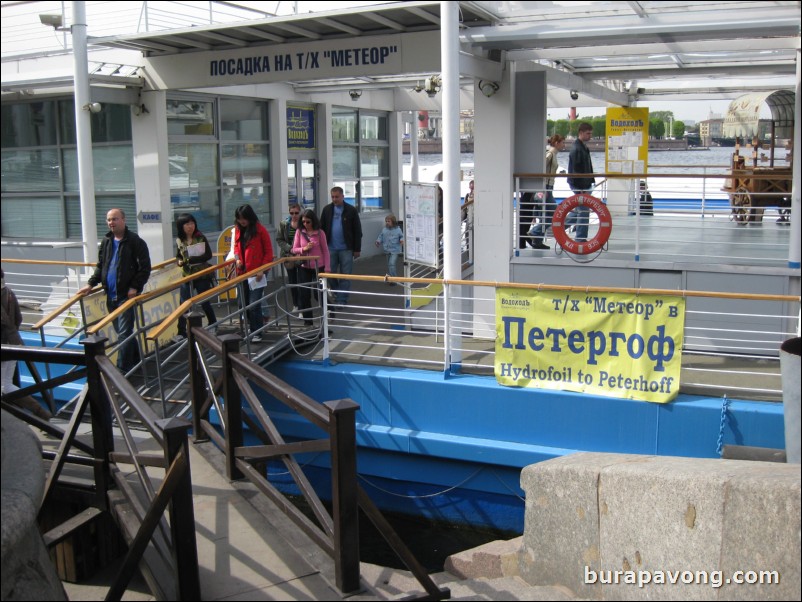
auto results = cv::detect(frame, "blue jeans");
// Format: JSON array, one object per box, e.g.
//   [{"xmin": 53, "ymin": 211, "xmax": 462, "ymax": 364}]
[
  {"xmin": 107, "ymin": 296, "xmax": 137, "ymax": 372},
  {"xmin": 329, "ymin": 249, "xmax": 354, "ymax": 304},
  {"xmin": 240, "ymin": 281, "xmax": 267, "ymax": 336},
  {"xmin": 529, "ymin": 187, "xmax": 557, "ymax": 239},
  {"xmin": 385, "ymin": 252, "xmax": 400, "ymax": 277},
  {"xmin": 565, "ymin": 190, "xmax": 591, "ymax": 242},
  {"xmin": 177, "ymin": 277, "xmax": 217, "ymax": 337}
]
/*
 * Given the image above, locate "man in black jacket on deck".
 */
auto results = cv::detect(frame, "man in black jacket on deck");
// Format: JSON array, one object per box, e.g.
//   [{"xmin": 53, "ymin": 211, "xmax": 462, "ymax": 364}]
[
  {"xmin": 79, "ymin": 208, "xmax": 151, "ymax": 373},
  {"xmin": 320, "ymin": 187, "xmax": 362, "ymax": 306},
  {"xmin": 566, "ymin": 122, "xmax": 596, "ymax": 242}
]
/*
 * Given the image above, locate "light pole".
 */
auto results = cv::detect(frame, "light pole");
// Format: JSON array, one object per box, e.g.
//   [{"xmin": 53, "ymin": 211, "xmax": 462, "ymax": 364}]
[{"xmin": 39, "ymin": 2, "xmax": 97, "ymax": 266}]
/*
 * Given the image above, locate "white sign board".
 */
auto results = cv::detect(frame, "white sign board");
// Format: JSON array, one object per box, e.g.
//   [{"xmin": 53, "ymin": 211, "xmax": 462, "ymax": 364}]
[{"xmin": 403, "ymin": 182, "xmax": 439, "ymax": 269}]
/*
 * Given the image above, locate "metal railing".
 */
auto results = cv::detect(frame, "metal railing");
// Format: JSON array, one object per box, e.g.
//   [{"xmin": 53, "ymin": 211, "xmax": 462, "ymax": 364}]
[
  {"xmin": 1, "ymin": 336, "xmax": 200, "ymax": 601},
  {"xmin": 320, "ymin": 274, "xmax": 800, "ymax": 402},
  {"xmin": 513, "ymin": 170, "xmax": 795, "ymax": 267},
  {"xmin": 185, "ymin": 317, "xmax": 449, "ymax": 598}
]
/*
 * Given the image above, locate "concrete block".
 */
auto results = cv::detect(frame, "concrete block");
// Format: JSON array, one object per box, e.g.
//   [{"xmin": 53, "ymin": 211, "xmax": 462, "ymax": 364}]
[
  {"xmin": 444, "ymin": 536, "xmax": 523, "ymax": 579},
  {"xmin": 519, "ymin": 452, "xmax": 647, "ymax": 599},
  {"xmin": 518, "ymin": 453, "xmax": 801, "ymax": 601},
  {"xmin": 598, "ymin": 456, "xmax": 732, "ymax": 600},
  {"xmin": 718, "ymin": 463, "xmax": 800, "ymax": 601}
]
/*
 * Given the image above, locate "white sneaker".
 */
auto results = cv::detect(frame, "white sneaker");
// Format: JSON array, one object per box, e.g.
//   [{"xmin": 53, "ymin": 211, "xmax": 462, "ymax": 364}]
[
  {"xmin": 171, "ymin": 334, "xmax": 185, "ymax": 344},
  {"xmin": 252, "ymin": 335, "xmax": 262, "ymax": 343},
  {"xmin": 291, "ymin": 306, "xmax": 299, "ymax": 313}
]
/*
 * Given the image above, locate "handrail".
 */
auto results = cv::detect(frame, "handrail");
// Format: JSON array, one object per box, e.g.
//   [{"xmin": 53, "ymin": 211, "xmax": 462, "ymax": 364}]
[
  {"xmin": 320, "ymin": 273, "xmax": 801, "ymax": 303},
  {"xmin": 3, "ymin": 336, "xmax": 200, "ymax": 599},
  {"xmin": 186, "ymin": 320, "xmax": 448, "ymax": 599},
  {"xmin": 514, "ymin": 171, "xmax": 786, "ymax": 180},
  {"xmin": 86, "ymin": 260, "xmax": 233, "ymax": 336},
  {"xmin": 146, "ymin": 256, "xmax": 311, "ymax": 341},
  {"xmin": 1, "ymin": 258, "xmax": 94, "ymax": 267}
]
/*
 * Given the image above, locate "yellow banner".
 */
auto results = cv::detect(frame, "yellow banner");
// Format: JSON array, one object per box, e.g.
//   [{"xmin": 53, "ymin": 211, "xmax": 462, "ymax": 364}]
[
  {"xmin": 83, "ymin": 265, "xmax": 183, "ymax": 356},
  {"xmin": 495, "ymin": 288, "xmax": 685, "ymax": 403},
  {"xmin": 605, "ymin": 107, "xmax": 649, "ymax": 175},
  {"xmin": 217, "ymin": 227, "xmax": 237, "ymax": 300}
]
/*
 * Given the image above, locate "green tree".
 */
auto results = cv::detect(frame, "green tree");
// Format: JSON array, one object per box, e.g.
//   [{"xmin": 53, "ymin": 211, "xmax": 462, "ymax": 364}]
[
  {"xmin": 650, "ymin": 110, "xmax": 674, "ymax": 123},
  {"xmin": 672, "ymin": 120, "xmax": 686, "ymax": 139},
  {"xmin": 555, "ymin": 119, "xmax": 570, "ymax": 137},
  {"xmin": 591, "ymin": 117, "xmax": 606, "ymax": 138},
  {"xmin": 649, "ymin": 119, "xmax": 665, "ymax": 139}
]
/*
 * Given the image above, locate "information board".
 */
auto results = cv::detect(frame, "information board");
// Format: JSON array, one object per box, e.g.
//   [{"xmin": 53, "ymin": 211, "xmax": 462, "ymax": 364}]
[
  {"xmin": 403, "ymin": 182, "xmax": 439, "ymax": 269},
  {"xmin": 605, "ymin": 107, "xmax": 649, "ymax": 175}
]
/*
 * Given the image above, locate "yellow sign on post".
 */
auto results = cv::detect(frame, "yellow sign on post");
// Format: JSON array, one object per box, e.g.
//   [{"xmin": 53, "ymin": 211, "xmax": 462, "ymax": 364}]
[
  {"xmin": 216, "ymin": 227, "xmax": 237, "ymax": 300},
  {"xmin": 494, "ymin": 287, "xmax": 685, "ymax": 403},
  {"xmin": 605, "ymin": 107, "xmax": 649, "ymax": 175}
]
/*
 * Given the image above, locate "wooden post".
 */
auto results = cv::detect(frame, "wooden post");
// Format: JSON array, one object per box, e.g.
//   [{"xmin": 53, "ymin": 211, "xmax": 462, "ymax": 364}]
[
  {"xmin": 186, "ymin": 312, "xmax": 207, "ymax": 442},
  {"xmin": 325, "ymin": 398, "xmax": 361, "ymax": 594},
  {"xmin": 158, "ymin": 416, "xmax": 201, "ymax": 600},
  {"xmin": 82, "ymin": 334, "xmax": 113, "ymax": 511},
  {"xmin": 220, "ymin": 335, "xmax": 244, "ymax": 480}
]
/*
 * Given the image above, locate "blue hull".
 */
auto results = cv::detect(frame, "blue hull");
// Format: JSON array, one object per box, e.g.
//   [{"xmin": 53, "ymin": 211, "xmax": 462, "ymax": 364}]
[
  {"xmin": 19, "ymin": 332, "xmax": 785, "ymax": 532},
  {"xmin": 259, "ymin": 359, "xmax": 785, "ymax": 532}
]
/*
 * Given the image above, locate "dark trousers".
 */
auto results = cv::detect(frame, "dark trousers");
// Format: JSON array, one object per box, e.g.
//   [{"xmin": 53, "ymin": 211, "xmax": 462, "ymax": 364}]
[
  {"xmin": 519, "ymin": 192, "xmax": 537, "ymax": 248},
  {"xmin": 177, "ymin": 277, "xmax": 217, "ymax": 337},
  {"xmin": 297, "ymin": 267, "xmax": 319, "ymax": 324},
  {"xmin": 107, "ymin": 296, "xmax": 138, "ymax": 373}
]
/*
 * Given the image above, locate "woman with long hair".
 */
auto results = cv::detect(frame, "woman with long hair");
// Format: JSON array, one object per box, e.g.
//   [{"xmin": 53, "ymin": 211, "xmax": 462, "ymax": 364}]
[
  {"xmin": 291, "ymin": 209, "xmax": 330, "ymax": 326},
  {"xmin": 528, "ymin": 133, "xmax": 566, "ymax": 249},
  {"xmin": 276, "ymin": 203, "xmax": 303, "ymax": 313},
  {"xmin": 232, "ymin": 204, "xmax": 274, "ymax": 341},
  {"xmin": 174, "ymin": 213, "xmax": 217, "ymax": 342}
]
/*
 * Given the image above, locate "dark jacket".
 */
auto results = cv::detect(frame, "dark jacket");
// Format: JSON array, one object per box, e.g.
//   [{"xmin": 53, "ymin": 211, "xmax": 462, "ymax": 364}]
[
  {"xmin": 88, "ymin": 227, "xmax": 151, "ymax": 298},
  {"xmin": 320, "ymin": 202, "xmax": 362, "ymax": 254},
  {"xmin": 175, "ymin": 232, "xmax": 213, "ymax": 277},
  {"xmin": 567, "ymin": 138, "xmax": 595, "ymax": 192},
  {"xmin": 1, "ymin": 284, "xmax": 23, "ymax": 345}
]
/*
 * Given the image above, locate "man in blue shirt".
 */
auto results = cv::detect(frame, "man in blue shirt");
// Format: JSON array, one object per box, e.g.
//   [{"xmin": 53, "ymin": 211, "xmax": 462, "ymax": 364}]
[
  {"xmin": 320, "ymin": 187, "xmax": 362, "ymax": 306},
  {"xmin": 79, "ymin": 208, "xmax": 151, "ymax": 373}
]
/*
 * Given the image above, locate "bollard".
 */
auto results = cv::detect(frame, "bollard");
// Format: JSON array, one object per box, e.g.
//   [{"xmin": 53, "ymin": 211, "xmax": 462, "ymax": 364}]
[{"xmin": 779, "ymin": 336, "xmax": 801, "ymax": 463}]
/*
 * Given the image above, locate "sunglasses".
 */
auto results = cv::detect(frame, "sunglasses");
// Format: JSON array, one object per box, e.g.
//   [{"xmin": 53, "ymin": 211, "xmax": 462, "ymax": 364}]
[
  {"xmin": 302, "ymin": 219, "xmax": 312, "ymax": 223},
  {"xmin": 289, "ymin": 211, "xmax": 300, "ymax": 215}
]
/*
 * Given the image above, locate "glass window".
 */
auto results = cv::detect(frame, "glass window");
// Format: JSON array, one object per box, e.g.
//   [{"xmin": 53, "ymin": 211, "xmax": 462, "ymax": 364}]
[
  {"xmin": 60, "ymin": 101, "xmax": 132, "ymax": 144},
  {"xmin": 332, "ymin": 108, "xmax": 357, "ymax": 143},
  {"xmin": 63, "ymin": 146, "xmax": 134, "ymax": 193},
  {"xmin": 360, "ymin": 147, "xmax": 388, "ymax": 178},
  {"xmin": 1, "ymin": 101, "xmax": 58, "ymax": 147},
  {"xmin": 333, "ymin": 147, "xmax": 358, "ymax": 179},
  {"xmin": 360, "ymin": 180, "xmax": 388, "ymax": 212},
  {"xmin": 332, "ymin": 107, "xmax": 389, "ymax": 212},
  {"xmin": 167, "ymin": 99, "xmax": 215, "ymax": 137},
  {"xmin": 360, "ymin": 114, "xmax": 387, "ymax": 141},
  {"xmin": 1, "ymin": 149, "xmax": 61, "ymax": 192},
  {"xmin": 66, "ymin": 195, "xmax": 137, "ymax": 239},
  {"xmin": 220, "ymin": 98, "xmax": 268, "ymax": 140},
  {"xmin": 1, "ymin": 196, "xmax": 65, "ymax": 238}
]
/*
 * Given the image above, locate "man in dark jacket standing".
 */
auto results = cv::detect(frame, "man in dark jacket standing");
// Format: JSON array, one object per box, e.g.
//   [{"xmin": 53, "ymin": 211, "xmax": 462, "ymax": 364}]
[
  {"xmin": 320, "ymin": 186, "xmax": 362, "ymax": 306},
  {"xmin": 566, "ymin": 122, "xmax": 596, "ymax": 242},
  {"xmin": 79, "ymin": 208, "xmax": 151, "ymax": 372}
]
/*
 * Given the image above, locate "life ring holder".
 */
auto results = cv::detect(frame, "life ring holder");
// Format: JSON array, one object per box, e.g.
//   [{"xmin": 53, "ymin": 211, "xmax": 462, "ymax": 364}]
[{"xmin": 551, "ymin": 193, "xmax": 612, "ymax": 260}]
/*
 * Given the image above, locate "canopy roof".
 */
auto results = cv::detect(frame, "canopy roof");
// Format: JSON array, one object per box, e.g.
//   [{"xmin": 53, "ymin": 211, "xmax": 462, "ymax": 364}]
[{"xmin": 723, "ymin": 90, "xmax": 796, "ymax": 138}]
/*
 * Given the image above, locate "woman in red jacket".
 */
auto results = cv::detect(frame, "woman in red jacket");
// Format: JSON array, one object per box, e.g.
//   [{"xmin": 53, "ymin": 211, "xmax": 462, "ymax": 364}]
[{"xmin": 232, "ymin": 204, "xmax": 274, "ymax": 342}]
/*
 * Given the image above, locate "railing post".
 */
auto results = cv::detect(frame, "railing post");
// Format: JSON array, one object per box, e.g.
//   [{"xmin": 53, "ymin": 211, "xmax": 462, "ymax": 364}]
[
  {"xmin": 157, "ymin": 416, "xmax": 201, "ymax": 601},
  {"xmin": 220, "ymin": 334, "xmax": 244, "ymax": 480},
  {"xmin": 325, "ymin": 398, "xmax": 361, "ymax": 594},
  {"xmin": 186, "ymin": 312, "xmax": 207, "ymax": 442},
  {"xmin": 82, "ymin": 334, "xmax": 113, "ymax": 511}
]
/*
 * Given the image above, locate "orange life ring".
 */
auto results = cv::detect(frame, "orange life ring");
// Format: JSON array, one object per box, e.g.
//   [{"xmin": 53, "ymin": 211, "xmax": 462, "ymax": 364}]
[{"xmin": 551, "ymin": 193, "xmax": 612, "ymax": 255}]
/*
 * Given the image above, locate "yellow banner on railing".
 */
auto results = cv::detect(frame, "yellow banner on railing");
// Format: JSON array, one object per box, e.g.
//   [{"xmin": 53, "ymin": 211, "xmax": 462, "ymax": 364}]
[{"xmin": 495, "ymin": 288, "xmax": 685, "ymax": 403}]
